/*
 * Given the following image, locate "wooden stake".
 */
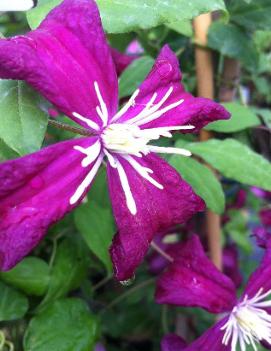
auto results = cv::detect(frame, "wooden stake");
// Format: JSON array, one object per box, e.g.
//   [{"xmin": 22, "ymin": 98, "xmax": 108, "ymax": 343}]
[{"xmin": 194, "ymin": 14, "xmax": 222, "ymax": 270}]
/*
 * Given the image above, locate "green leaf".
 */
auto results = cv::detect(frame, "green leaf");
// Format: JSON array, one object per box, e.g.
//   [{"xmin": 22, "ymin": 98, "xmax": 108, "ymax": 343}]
[
  {"xmin": 74, "ymin": 202, "xmax": 115, "ymax": 272},
  {"xmin": 88, "ymin": 167, "xmax": 111, "ymax": 208},
  {"xmin": 187, "ymin": 139, "xmax": 271, "ymax": 191},
  {"xmin": 0, "ymin": 139, "xmax": 18, "ymax": 161},
  {"xmin": 39, "ymin": 237, "xmax": 90, "ymax": 309},
  {"xmin": 27, "ymin": 0, "xmax": 227, "ymax": 33},
  {"xmin": 206, "ymin": 102, "xmax": 260, "ymax": 132},
  {"xmin": 0, "ymin": 80, "xmax": 48, "ymax": 155},
  {"xmin": 0, "ymin": 282, "xmax": 29, "ymax": 321},
  {"xmin": 119, "ymin": 56, "xmax": 154, "ymax": 98},
  {"xmin": 208, "ymin": 22, "xmax": 259, "ymax": 71},
  {"xmin": 169, "ymin": 144, "xmax": 225, "ymax": 214},
  {"xmin": 0, "ymin": 257, "xmax": 50, "ymax": 296},
  {"xmin": 229, "ymin": 0, "xmax": 271, "ymax": 31},
  {"xmin": 24, "ymin": 298, "xmax": 99, "ymax": 351},
  {"xmin": 166, "ymin": 20, "xmax": 193, "ymax": 37}
]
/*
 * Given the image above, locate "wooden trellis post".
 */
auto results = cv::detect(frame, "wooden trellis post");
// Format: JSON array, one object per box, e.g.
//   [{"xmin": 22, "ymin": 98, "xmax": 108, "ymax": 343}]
[{"xmin": 194, "ymin": 13, "xmax": 222, "ymax": 270}]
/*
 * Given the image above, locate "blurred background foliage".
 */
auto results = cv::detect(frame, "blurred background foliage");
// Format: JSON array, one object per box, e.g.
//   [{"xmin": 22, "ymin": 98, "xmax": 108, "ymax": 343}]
[{"xmin": 0, "ymin": 0, "xmax": 271, "ymax": 350}]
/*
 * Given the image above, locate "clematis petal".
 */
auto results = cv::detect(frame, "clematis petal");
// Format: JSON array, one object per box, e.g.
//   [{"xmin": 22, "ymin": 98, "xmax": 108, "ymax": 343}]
[
  {"xmin": 0, "ymin": 0, "xmax": 118, "ymax": 130},
  {"xmin": 155, "ymin": 235, "xmax": 237, "ymax": 313},
  {"xmin": 107, "ymin": 153, "xmax": 204, "ymax": 281},
  {"xmin": 260, "ymin": 208, "xmax": 271, "ymax": 227},
  {"xmin": 110, "ymin": 48, "xmax": 138, "ymax": 76},
  {"xmin": 115, "ymin": 45, "xmax": 230, "ymax": 130},
  {"xmin": 243, "ymin": 238, "xmax": 271, "ymax": 298},
  {"xmin": 184, "ymin": 318, "xmax": 230, "ymax": 351},
  {"xmin": 0, "ymin": 137, "xmax": 101, "ymax": 270},
  {"xmin": 161, "ymin": 334, "xmax": 187, "ymax": 351}
]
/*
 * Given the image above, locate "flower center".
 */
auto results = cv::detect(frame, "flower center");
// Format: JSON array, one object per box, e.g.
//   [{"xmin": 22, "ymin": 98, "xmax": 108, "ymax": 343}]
[
  {"xmin": 221, "ymin": 288, "xmax": 271, "ymax": 351},
  {"xmin": 101, "ymin": 123, "xmax": 150, "ymax": 156},
  {"xmin": 70, "ymin": 81, "xmax": 194, "ymax": 214}
]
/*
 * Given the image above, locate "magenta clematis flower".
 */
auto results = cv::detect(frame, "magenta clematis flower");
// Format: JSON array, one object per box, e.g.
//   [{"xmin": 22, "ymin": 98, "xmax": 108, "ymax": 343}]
[
  {"xmin": 148, "ymin": 232, "xmax": 242, "ymax": 288},
  {"xmin": 0, "ymin": 0, "xmax": 229, "ymax": 280},
  {"xmin": 156, "ymin": 235, "xmax": 271, "ymax": 350}
]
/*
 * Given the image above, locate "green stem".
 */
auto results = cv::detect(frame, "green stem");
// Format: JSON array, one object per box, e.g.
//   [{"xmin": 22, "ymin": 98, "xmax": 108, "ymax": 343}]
[
  {"xmin": 162, "ymin": 305, "xmax": 170, "ymax": 334},
  {"xmin": 0, "ymin": 331, "xmax": 5, "ymax": 350},
  {"xmin": 48, "ymin": 119, "xmax": 93, "ymax": 137},
  {"xmin": 93, "ymin": 275, "xmax": 112, "ymax": 292},
  {"xmin": 101, "ymin": 278, "xmax": 155, "ymax": 313}
]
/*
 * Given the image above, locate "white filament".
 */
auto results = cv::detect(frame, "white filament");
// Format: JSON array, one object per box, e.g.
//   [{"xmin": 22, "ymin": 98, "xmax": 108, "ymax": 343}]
[
  {"xmin": 111, "ymin": 89, "xmax": 140, "ymax": 122},
  {"xmin": 115, "ymin": 159, "xmax": 137, "ymax": 215},
  {"xmin": 72, "ymin": 112, "xmax": 99, "ymax": 131},
  {"xmin": 73, "ymin": 140, "xmax": 101, "ymax": 168},
  {"xmin": 70, "ymin": 154, "xmax": 104, "ymax": 205},
  {"xmin": 121, "ymin": 155, "xmax": 163, "ymax": 189},
  {"xmin": 221, "ymin": 288, "xmax": 271, "ymax": 351},
  {"xmin": 94, "ymin": 81, "xmax": 108, "ymax": 126}
]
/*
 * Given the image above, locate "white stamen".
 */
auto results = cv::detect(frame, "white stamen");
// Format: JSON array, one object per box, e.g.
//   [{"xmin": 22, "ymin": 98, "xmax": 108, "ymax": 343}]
[
  {"xmin": 72, "ymin": 112, "xmax": 100, "ymax": 131},
  {"xmin": 137, "ymin": 125, "xmax": 195, "ymax": 139},
  {"xmin": 111, "ymin": 89, "xmax": 140, "ymax": 122},
  {"xmin": 221, "ymin": 288, "xmax": 271, "ymax": 351},
  {"xmin": 127, "ymin": 91, "xmax": 159, "ymax": 125},
  {"xmin": 127, "ymin": 87, "xmax": 174, "ymax": 125},
  {"xmin": 115, "ymin": 159, "xmax": 137, "ymax": 215},
  {"xmin": 148, "ymin": 146, "xmax": 192, "ymax": 157},
  {"xmin": 73, "ymin": 84, "xmax": 193, "ymax": 215},
  {"xmin": 73, "ymin": 140, "xmax": 102, "ymax": 168},
  {"xmin": 70, "ymin": 154, "xmax": 104, "ymax": 205},
  {"xmin": 102, "ymin": 124, "xmax": 192, "ymax": 158},
  {"xmin": 104, "ymin": 149, "xmax": 118, "ymax": 168},
  {"xmin": 136, "ymin": 98, "xmax": 184, "ymax": 126},
  {"xmin": 94, "ymin": 81, "xmax": 109, "ymax": 126},
  {"xmin": 122, "ymin": 155, "xmax": 164, "ymax": 189}
]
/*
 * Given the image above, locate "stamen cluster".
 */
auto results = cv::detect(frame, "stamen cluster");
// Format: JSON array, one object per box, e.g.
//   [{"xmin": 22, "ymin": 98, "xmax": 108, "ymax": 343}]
[
  {"xmin": 221, "ymin": 288, "xmax": 271, "ymax": 351},
  {"xmin": 70, "ymin": 81, "xmax": 193, "ymax": 214}
]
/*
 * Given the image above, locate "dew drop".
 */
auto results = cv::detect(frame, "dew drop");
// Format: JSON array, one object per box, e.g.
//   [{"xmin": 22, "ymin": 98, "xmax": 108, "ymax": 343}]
[
  {"xmin": 155, "ymin": 60, "xmax": 173, "ymax": 79},
  {"xmin": 120, "ymin": 275, "xmax": 135, "ymax": 286}
]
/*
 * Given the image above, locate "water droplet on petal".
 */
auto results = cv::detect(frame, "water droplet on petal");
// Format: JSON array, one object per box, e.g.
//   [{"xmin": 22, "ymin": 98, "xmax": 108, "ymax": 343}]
[
  {"xmin": 120, "ymin": 275, "xmax": 135, "ymax": 286},
  {"xmin": 156, "ymin": 60, "xmax": 173, "ymax": 79}
]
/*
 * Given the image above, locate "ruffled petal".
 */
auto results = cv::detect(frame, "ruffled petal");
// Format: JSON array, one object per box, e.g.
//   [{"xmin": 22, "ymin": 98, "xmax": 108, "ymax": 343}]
[
  {"xmin": 161, "ymin": 334, "xmax": 187, "ymax": 351},
  {"xmin": 0, "ymin": 0, "xmax": 118, "ymax": 129},
  {"xmin": 155, "ymin": 235, "xmax": 237, "ymax": 313},
  {"xmin": 0, "ymin": 137, "xmax": 101, "ymax": 270},
  {"xmin": 243, "ymin": 239, "xmax": 271, "ymax": 298},
  {"xmin": 107, "ymin": 153, "xmax": 204, "ymax": 281},
  {"xmin": 115, "ymin": 45, "xmax": 230, "ymax": 130}
]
